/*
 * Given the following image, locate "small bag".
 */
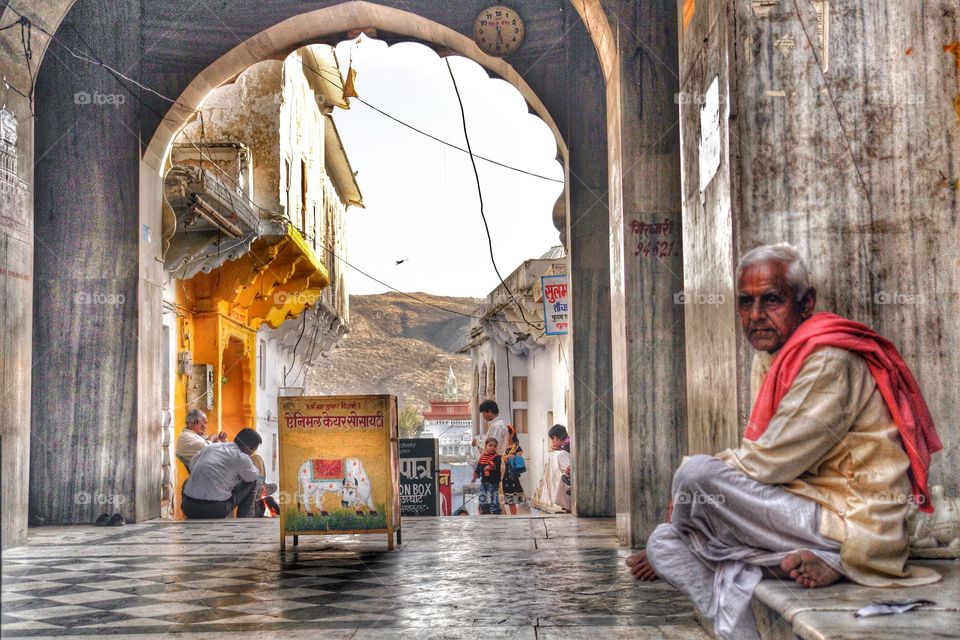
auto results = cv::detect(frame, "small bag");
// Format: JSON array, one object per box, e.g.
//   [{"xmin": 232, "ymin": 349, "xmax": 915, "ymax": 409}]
[{"xmin": 508, "ymin": 453, "xmax": 526, "ymax": 475}]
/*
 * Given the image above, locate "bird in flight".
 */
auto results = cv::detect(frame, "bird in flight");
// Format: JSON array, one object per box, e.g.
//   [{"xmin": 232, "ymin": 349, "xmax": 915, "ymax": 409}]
[{"xmin": 395, "ymin": 259, "xmax": 407, "ymax": 265}]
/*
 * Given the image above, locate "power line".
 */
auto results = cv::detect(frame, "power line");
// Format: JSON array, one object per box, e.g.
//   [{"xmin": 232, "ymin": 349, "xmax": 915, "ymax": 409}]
[
  {"xmin": 445, "ymin": 58, "xmax": 543, "ymax": 333},
  {"xmin": 0, "ymin": 12, "xmax": 34, "ymax": 108},
  {"xmin": 289, "ymin": 53, "xmax": 564, "ymax": 184},
  {"xmin": 353, "ymin": 97, "xmax": 563, "ymax": 183},
  {"xmin": 315, "ymin": 242, "xmax": 483, "ymax": 320}
]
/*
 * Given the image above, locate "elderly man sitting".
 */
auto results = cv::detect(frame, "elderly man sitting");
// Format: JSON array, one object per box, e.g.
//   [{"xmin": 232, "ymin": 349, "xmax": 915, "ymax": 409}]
[
  {"xmin": 176, "ymin": 408, "xmax": 226, "ymax": 470},
  {"xmin": 626, "ymin": 243, "xmax": 942, "ymax": 639}
]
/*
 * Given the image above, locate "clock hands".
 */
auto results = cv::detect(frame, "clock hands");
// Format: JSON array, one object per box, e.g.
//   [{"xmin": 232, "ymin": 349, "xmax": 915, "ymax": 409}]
[{"xmin": 474, "ymin": 7, "xmax": 523, "ymax": 56}]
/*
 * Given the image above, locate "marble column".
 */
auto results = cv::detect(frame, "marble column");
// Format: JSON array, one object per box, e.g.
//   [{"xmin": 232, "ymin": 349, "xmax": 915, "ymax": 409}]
[
  {"xmin": 676, "ymin": 1, "xmax": 740, "ymax": 456},
  {"xmin": 566, "ymin": 14, "xmax": 616, "ymax": 518},
  {"xmin": 0, "ymin": 88, "xmax": 34, "ymax": 549},
  {"xmin": 608, "ymin": 0, "xmax": 686, "ymax": 546},
  {"xmin": 30, "ymin": 0, "xmax": 159, "ymax": 525}
]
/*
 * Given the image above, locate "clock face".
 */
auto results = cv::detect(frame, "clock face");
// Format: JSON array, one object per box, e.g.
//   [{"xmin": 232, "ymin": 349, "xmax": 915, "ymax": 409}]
[{"xmin": 473, "ymin": 6, "xmax": 525, "ymax": 57}]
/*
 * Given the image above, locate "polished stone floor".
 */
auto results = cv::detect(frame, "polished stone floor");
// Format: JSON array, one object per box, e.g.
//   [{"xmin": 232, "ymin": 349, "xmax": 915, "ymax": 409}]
[{"xmin": 1, "ymin": 516, "xmax": 708, "ymax": 639}]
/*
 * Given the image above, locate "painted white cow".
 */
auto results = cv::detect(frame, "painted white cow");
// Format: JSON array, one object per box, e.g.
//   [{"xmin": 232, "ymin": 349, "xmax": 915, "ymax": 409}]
[{"xmin": 297, "ymin": 457, "xmax": 377, "ymax": 517}]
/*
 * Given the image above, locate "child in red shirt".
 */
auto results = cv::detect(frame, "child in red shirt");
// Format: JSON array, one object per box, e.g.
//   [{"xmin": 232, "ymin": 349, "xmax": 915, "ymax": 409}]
[{"xmin": 472, "ymin": 437, "xmax": 502, "ymax": 515}]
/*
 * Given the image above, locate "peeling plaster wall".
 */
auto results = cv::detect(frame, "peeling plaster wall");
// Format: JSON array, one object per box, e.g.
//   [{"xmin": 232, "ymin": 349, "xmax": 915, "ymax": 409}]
[
  {"xmin": 179, "ymin": 60, "xmax": 284, "ymax": 215},
  {"xmin": 177, "ymin": 51, "xmax": 350, "ymax": 492},
  {"xmin": 279, "ymin": 53, "xmax": 327, "ymax": 239}
]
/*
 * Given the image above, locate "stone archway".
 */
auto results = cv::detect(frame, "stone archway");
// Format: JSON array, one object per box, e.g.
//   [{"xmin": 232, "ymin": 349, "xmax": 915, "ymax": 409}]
[
  {"xmin": 16, "ymin": 0, "xmax": 621, "ymax": 548},
  {"xmin": 142, "ymin": 1, "xmax": 569, "ymax": 172}
]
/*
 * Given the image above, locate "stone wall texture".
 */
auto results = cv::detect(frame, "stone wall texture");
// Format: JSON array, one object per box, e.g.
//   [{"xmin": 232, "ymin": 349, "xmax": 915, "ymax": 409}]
[{"xmin": 679, "ymin": 0, "xmax": 960, "ymax": 493}]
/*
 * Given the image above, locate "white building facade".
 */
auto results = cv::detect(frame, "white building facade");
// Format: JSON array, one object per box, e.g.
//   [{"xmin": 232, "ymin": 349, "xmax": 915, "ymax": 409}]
[{"xmin": 461, "ymin": 248, "xmax": 571, "ymax": 511}]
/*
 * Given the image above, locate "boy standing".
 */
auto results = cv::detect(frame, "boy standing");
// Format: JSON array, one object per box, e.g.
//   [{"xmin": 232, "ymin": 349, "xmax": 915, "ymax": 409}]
[{"xmin": 472, "ymin": 437, "xmax": 502, "ymax": 515}]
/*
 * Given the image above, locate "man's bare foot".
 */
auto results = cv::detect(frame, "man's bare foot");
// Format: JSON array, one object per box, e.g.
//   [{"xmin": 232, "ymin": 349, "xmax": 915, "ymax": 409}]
[
  {"xmin": 780, "ymin": 550, "xmax": 841, "ymax": 588},
  {"xmin": 762, "ymin": 565, "xmax": 792, "ymax": 580},
  {"xmin": 625, "ymin": 550, "xmax": 659, "ymax": 581}
]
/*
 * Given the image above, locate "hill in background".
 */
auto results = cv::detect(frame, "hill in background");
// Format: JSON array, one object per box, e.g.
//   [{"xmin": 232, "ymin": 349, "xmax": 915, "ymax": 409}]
[{"xmin": 304, "ymin": 292, "xmax": 481, "ymax": 412}]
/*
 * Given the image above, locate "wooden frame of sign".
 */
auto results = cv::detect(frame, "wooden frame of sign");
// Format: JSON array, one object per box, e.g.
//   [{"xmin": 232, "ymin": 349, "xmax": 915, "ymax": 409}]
[{"xmin": 278, "ymin": 394, "xmax": 401, "ymax": 550}]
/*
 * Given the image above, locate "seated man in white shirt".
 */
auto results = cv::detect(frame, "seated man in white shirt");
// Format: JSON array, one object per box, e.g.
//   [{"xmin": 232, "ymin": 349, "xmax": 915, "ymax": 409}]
[
  {"xmin": 175, "ymin": 408, "xmax": 226, "ymax": 471},
  {"xmin": 182, "ymin": 428, "xmax": 262, "ymax": 519}
]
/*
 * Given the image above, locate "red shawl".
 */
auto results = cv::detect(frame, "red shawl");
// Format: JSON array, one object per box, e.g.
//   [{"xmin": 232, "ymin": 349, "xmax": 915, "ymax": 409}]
[{"xmin": 745, "ymin": 312, "xmax": 941, "ymax": 512}]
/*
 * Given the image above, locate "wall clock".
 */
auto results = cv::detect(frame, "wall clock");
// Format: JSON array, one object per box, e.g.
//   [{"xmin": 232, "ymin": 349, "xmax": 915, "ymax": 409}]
[{"xmin": 473, "ymin": 6, "xmax": 525, "ymax": 57}]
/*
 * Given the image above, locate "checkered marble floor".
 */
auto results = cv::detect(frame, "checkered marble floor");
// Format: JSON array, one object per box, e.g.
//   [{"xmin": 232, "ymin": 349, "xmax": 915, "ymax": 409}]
[{"xmin": 2, "ymin": 517, "xmax": 708, "ymax": 639}]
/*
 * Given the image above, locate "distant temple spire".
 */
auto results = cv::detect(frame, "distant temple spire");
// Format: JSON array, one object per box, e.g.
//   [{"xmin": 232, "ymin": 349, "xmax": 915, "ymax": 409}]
[{"xmin": 443, "ymin": 366, "xmax": 458, "ymax": 401}]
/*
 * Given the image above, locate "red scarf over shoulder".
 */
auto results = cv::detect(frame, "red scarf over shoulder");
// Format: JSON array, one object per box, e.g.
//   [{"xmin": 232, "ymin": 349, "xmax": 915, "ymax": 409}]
[{"xmin": 745, "ymin": 312, "xmax": 941, "ymax": 512}]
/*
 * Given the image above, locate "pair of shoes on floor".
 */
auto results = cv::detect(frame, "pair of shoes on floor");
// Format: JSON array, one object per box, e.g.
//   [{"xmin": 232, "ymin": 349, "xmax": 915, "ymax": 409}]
[{"xmin": 94, "ymin": 513, "xmax": 125, "ymax": 527}]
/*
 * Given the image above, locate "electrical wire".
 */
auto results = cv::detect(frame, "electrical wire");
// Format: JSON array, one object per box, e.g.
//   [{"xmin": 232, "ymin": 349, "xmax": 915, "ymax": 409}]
[
  {"xmin": 290, "ymin": 53, "xmax": 563, "ymax": 184},
  {"xmin": 2, "ymin": 3, "xmax": 205, "ymax": 124},
  {"xmin": 444, "ymin": 58, "xmax": 543, "ymax": 333},
  {"xmin": 316, "ymin": 242, "xmax": 482, "ymax": 319},
  {"xmin": 1, "ymin": 75, "xmax": 30, "ymax": 102},
  {"xmin": 5, "ymin": 3, "xmax": 561, "ymax": 188},
  {"xmin": 353, "ymin": 97, "xmax": 563, "ymax": 183},
  {"xmin": 3, "ymin": 13, "xmax": 34, "ymax": 109},
  {"xmin": 284, "ymin": 310, "xmax": 307, "ymax": 387}
]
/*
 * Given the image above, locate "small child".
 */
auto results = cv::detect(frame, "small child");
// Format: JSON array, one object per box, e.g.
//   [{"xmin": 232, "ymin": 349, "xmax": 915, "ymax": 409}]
[{"xmin": 472, "ymin": 437, "xmax": 502, "ymax": 515}]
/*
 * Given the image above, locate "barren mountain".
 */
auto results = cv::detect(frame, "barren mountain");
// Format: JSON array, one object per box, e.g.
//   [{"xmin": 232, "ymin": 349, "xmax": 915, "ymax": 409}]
[{"xmin": 304, "ymin": 292, "xmax": 481, "ymax": 412}]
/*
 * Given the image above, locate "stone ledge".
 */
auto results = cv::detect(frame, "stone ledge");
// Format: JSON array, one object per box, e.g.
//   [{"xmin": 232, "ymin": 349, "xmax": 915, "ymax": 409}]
[{"xmin": 753, "ymin": 560, "xmax": 959, "ymax": 640}]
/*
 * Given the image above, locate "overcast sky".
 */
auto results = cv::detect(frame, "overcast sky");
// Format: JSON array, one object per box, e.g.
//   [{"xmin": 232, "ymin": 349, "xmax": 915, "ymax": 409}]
[{"xmin": 332, "ymin": 38, "xmax": 564, "ymax": 298}]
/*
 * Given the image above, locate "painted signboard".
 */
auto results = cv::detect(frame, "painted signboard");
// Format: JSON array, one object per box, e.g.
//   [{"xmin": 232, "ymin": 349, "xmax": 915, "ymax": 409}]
[
  {"xmin": 398, "ymin": 438, "xmax": 439, "ymax": 517},
  {"xmin": 278, "ymin": 394, "xmax": 400, "ymax": 550},
  {"xmin": 541, "ymin": 274, "xmax": 570, "ymax": 335},
  {"xmin": 438, "ymin": 469, "xmax": 451, "ymax": 516}
]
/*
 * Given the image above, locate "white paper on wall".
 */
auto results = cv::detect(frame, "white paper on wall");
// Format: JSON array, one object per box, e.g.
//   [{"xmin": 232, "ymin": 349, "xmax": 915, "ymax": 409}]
[{"xmin": 698, "ymin": 76, "xmax": 721, "ymax": 192}]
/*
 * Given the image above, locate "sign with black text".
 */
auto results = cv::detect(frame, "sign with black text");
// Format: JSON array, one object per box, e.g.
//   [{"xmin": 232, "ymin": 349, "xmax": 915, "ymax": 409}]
[{"xmin": 399, "ymin": 438, "xmax": 439, "ymax": 517}]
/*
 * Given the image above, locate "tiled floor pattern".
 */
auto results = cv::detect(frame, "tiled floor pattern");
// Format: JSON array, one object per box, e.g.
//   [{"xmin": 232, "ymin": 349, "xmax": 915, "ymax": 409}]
[{"xmin": 2, "ymin": 517, "xmax": 708, "ymax": 639}]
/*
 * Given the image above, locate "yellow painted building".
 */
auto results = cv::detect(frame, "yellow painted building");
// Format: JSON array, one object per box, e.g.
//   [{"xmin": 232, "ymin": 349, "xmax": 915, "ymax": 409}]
[{"xmin": 161, "ymin": 45, "xmax": 362, "ymax": 517}]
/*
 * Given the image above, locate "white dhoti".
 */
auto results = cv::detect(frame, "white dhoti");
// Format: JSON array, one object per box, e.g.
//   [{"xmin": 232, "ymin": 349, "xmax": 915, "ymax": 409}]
[{"xmin": 645, "ymin": 455, "xmax": 842, "ymax": 640}]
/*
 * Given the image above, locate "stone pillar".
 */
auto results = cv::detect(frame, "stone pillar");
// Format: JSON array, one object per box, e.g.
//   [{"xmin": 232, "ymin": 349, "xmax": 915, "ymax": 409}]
[
  {"xmin": 565, "ymin": 13, "xmax": 615, "ymax": 518},
  {"xmin": 30, "ymin": 0, "xmax": 158, "ymax": 525},
  {"xmin": 607, "ymin": 0, "xmax": 686, "ymax": 546},
  {"xmin": 676, "ymin": 1, "xmax": 741, "ymax": 455},
  {"xmin": 678, "ymin": 0, "xmax": 960, "ymax": 492},
  {"xmin": 0, "ymin": 87, "xmax": 34, "ymax": 549}
]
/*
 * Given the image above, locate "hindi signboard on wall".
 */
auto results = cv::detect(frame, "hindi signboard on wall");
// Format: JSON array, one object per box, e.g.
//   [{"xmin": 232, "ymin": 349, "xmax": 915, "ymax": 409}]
[
  {"xmin": 278, "ymin": 394, "xmax": 400, "ymax": 550},
  {"xmin": 541, "ymin": 274, "xmax": 570, "ymax": 335},
  {"xmin": 398, "ymin": 438, "xmax": 439, "ymax": 517}
]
